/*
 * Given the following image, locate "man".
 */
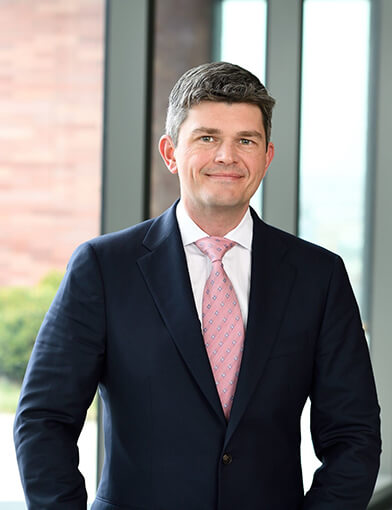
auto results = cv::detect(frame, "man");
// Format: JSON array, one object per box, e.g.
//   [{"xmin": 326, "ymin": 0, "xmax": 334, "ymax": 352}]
[{"xmin": 14, "ymin": 62, "xmax": 381, "ymax": 509}]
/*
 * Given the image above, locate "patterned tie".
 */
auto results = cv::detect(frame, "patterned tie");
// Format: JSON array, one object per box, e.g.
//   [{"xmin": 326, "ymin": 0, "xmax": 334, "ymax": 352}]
[{"xmin": 195, "ymin": 236, "xmax": 245, "ymax": 419}]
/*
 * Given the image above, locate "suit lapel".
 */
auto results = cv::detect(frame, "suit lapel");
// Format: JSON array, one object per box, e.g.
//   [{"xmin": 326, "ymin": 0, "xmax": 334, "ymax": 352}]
[
  {"xmin": 137, "ymin": 204, "xmax": 226, "ymax": 426},
  {"xmin": 225, "ymin": 214, "xmax": 297, "ymax": 446},
  {"xmin": 137, "ymin": 204, "xmax": 297, "ymax": 435}
]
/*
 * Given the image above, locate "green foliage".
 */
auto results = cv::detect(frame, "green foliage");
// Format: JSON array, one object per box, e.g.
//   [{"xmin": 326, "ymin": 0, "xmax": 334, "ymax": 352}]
[
  {"xmin": 0, "ymin": 376, "xmax": 21, "ymax": 413},
  {"xmin": 0, "ymin": 271, "xmax": 63, "ymax": 383}
]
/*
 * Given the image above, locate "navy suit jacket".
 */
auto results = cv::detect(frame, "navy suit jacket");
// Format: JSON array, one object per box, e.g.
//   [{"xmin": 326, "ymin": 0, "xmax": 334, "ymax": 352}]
[{"xmin": 14, "ymin": 203, "xmax": 381, "ymax": 509}]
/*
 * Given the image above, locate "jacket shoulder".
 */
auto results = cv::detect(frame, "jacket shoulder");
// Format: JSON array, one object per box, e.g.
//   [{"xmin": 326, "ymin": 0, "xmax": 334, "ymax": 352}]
[
  {"xmin": 258, "ymin": 220, "xmax": 342, "ymax": 277},
  {"xmin": 266, "ymin": 222, "xmax": 337, "ymax": 255},
  {"xmin": 89, "ymin": 218, "xmax": 154, "ymax": 252}
]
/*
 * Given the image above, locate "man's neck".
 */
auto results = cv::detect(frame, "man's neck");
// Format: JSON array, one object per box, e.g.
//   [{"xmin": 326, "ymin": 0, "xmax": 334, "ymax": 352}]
[{"xmin": 182, "ymin": 201, "xmax": 249, "ymax": 237}]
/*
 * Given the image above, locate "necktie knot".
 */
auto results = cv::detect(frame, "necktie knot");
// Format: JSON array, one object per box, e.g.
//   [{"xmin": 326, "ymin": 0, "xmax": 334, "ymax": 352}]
[{"xmin": 195, "ymin": 237, "xmax": 236, "ymax": 263}]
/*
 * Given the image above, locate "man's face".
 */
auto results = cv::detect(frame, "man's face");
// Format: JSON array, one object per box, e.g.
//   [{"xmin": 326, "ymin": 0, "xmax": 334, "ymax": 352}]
[{"xmin": 159, "ymin": 101, "xmax": 274, "ymax": 220}]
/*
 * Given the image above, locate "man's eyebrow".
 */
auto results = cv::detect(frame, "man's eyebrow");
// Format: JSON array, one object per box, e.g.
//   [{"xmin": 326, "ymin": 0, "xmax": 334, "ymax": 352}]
[
  {"xmin": 191, "ymin": 128, "xmax": 264, "ymax": 140},
  {"xmin": 237, "ymin": 130, "xmax": 264, "ymax": 140},
  {"xmin": 191, "ymin": 127, "xmax": 222, "ymax": 136}
]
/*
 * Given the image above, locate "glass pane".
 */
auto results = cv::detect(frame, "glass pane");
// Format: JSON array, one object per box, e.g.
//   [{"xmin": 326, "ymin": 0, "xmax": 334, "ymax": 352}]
[
  {"xmin": 299, "ymin": 0, "xmax": 371, "ymax": 492},
  {"xmin": 217, "ymin": 0, "xmax": 268, "ymax": 215},
  {"xmin": 299, "ymin": 0, "xmax": 370, "ymax": 316},
  {"xmin": 0, "ymin": 0, "xmax": 105, "ymax": 505}
]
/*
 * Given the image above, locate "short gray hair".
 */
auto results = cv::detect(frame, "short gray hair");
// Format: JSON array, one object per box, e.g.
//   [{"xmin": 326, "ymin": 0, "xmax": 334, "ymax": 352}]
[{"xmin": 165, "ymin": 61, "xmax": 275, "ymax": 148}]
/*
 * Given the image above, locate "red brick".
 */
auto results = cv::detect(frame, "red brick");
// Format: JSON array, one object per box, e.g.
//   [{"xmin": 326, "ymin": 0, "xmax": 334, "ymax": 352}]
[{"xmin": 0, "ymin": 0, "xmax": 105, "ymax": 286}]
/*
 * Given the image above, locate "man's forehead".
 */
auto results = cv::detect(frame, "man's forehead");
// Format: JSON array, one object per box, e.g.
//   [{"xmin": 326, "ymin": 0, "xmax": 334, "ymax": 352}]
[
  {"xmin": 189, "ymin": 99, "xmax": 261, "ymax": 112},
  {"xmin": 183, "ymin": 101, "xmax": 265, "ymax": 131}
]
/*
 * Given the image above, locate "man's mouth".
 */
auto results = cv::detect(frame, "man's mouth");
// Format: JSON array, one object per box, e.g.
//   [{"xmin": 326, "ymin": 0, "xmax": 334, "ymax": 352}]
[{"xmin": 205, "ymin": 172, "xmax": 243, "ymax": 180}]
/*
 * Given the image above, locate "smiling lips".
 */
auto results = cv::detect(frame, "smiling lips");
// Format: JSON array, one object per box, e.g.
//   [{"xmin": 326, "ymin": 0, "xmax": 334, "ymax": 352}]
[{"xmin": 204, "ymin": 171, "xmax": 244, "ymax": 180}]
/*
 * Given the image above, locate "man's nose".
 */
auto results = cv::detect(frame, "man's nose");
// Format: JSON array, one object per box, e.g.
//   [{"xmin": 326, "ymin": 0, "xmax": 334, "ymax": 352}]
[{"xmin": 214, "ymin": 141, "xmax": 238, "ymax": 165}]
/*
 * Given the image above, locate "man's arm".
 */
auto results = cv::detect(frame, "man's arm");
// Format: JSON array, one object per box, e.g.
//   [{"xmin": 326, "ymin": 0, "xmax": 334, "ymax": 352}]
[
  {"xmin": 14, "ymin": 242, "xmax": 106, "ymax": 510},
  {"xmin": 303, "ymin": 256, "xmax": 381, "ymax": 509}
]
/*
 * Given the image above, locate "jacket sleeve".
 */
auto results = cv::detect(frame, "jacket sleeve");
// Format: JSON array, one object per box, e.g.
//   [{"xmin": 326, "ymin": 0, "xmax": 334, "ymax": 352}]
[
  {"xmin": 14, "ymin": 242, "xmax": 106, "ymax": 510},
  {"xmin": 303, "ymin": 255, "xmax": 381, "ymax": 509}
]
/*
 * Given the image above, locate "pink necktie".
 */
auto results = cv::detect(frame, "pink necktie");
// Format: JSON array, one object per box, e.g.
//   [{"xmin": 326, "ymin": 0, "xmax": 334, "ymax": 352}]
[{"xmin": 195, "ymin": 237, "xmax": 245, "ymax": 419}]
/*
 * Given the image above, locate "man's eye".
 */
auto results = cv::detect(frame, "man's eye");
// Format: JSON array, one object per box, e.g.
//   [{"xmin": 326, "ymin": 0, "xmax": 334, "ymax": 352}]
[
  {"xmin": 200, "ymin": 136, "xmax": 214, "ymax": 142},
  {"xmin": 239, "ymin": 138, "xmax": 252, "ymax": 145}
]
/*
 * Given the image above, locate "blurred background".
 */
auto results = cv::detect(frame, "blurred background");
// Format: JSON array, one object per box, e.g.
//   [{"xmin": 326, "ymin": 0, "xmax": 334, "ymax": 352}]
[{"xmin": 0, "ymin": 0, "xmax": 390, "ymax": 508}]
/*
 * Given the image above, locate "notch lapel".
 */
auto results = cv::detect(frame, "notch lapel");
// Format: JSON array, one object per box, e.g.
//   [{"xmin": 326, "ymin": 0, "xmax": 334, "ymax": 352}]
[
  {"xmin": 225, "ymin": 216, "xmax": 297, "ymax": 446},
  {"xmin": 137, "ymin": 205, "xmax": 226, "ymax": 425}
]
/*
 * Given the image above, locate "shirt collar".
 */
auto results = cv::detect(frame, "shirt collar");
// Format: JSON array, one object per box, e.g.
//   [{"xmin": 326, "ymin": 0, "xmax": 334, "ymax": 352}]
[{"xmin": 176, "ymin": 200, "xmax": 253, "ymax": 251}]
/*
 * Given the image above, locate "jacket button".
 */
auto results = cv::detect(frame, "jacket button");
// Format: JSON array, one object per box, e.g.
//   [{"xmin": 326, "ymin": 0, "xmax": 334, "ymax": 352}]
[{"xmin": 222, "ymin": 453, "xmax": 232, "ymax": 465}]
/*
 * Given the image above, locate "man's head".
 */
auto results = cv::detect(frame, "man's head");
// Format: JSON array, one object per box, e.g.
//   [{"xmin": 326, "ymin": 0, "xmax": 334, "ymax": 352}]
[
  {"xmin": 165, "ymin": 61, "xmax": 275, "ymax": 149},
  {"xmin": 159, "ymin": 62, "xmax": 275, "ymax": 234}
]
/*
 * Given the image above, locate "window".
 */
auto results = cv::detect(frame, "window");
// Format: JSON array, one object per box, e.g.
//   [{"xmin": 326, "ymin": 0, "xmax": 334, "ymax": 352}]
[
  {"xmin": 299, "ymin": 0, "xmax": 371, "ymax": 490},
  {"xmin": 299, "ymin": 0, "xmax": 371, "ymax": 319},
  {"xmin": 0, "ymin": 1, "xmax": 105, "ymax": 505}
]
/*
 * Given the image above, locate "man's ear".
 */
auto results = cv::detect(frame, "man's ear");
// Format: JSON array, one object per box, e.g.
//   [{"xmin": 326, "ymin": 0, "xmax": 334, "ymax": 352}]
[
  {"xmin": 262, "ymin": 142, "xmax": 275, "ymax": 179},
  {"xmin": 159, "ymin": 135, "xmax": 177, "ymax": 174}
]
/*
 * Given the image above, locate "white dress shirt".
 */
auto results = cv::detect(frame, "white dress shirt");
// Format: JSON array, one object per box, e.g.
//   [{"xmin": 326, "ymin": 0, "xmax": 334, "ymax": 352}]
[{"xmin": 176, "ymin": 200, "xmax": 253, "ymax": 328}]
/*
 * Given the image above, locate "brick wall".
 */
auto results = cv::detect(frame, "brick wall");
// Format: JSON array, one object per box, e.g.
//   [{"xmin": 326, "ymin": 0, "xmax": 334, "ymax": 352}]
[{"xmin": 0, "ymin": 0, "xmax": 105, "ymax": 286}]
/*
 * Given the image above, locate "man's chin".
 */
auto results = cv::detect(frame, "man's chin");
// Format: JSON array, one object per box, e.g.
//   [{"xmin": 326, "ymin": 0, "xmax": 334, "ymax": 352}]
[{"xmin": 202, "ymin": 197, "xmax": 248, "ymax": 212}]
